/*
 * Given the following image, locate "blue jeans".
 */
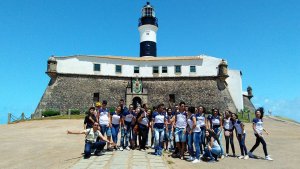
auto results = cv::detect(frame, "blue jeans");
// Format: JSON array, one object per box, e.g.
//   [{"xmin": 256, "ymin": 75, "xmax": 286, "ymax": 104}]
[
  {"xmin": 188, "ymin": 132, "xmax": 195, "ymax": 158},
  {"xmin": 164, "ymin": 128, "xmax": 174, "ymax": 150},
  {"xmin": 100, "ymin": 124, "xmax": 112, "ymax": 137},
  {"xmin": 200, "ymin": 127, "xmax": 206, "ymax": 154},
  {"xmin": 154, "ymin": 128, "xmax": 164, "ymax": 155},
  {"xmin": 213, "ymin": 127, "xmax": 224, "ymax": 155},
  {"xmin": 111, "ymin": 124, "xmax": 120, "ymax": 144},
  {"xmin": 84, "ymin": 140, "xmax": 106, "ymax": 157},
  {"xmin": 237, "ymin": 133, "xmax": 248, "ymax": 156},
  {"xmin": 204, "ymin": 146, "xmax": 221, "ymax": 160},
  {"xmin": 193, "ymin": 132, "xmax": 201, "ymax": 159},
  {"xmin": 120, "ymin": 123, "xmax": 131, "ymax": 148}
]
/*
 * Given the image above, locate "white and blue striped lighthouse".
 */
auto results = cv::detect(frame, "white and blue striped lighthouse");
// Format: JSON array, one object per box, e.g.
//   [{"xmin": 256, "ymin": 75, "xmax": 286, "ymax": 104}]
[{"xmin": 138, "ymin": 2, "xmax": 158, "ymax": 57}]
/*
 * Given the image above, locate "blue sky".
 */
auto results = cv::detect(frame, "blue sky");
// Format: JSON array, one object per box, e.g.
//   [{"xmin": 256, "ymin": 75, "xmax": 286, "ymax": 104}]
[{"xmin": 0, "ymin": 0, "xmax": 299, "ymax": 124}]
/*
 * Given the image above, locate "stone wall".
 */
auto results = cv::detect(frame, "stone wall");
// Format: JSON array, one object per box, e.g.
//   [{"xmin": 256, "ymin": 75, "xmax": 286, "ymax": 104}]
[{"xmin": 33, "ymin": 74, "xmax": 237, "ymax": 118}]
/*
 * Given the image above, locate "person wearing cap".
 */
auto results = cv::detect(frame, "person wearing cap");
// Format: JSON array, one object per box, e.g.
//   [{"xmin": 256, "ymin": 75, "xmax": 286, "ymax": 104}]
[
  {"xmin": 95, "ymin": 102, "xmax": 102, "ymax": 117},
  {"xmin": 98, "ymin": 100, "xmax": 112, "ymax": 150}
]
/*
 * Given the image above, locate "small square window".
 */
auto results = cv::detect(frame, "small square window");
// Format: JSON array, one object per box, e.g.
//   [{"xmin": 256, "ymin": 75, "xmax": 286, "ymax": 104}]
[
  {"xmin": 153, "ymin": 66, "xmax": 159, "ymax": 74},
  {"xmin": 175, "ymin": 65, "xmax": 181, "ymax": 73},
  {"xmin": 162, "ymin": 66, "xmax": 168, "ymax": 73},
  {"xmin": 190, "ymin": 66, "xmax": 196, "ymax": 73},
  {"xmin": 134, "ymin": 66, "xmax": 139, "ymax": 74},
  {"xmin": 94, "ymin": 64, "xmax": 100, "ymax": 71},
  {"xmin": 116, "ymin": 65, "xmax": 122, "ymax": 73}
]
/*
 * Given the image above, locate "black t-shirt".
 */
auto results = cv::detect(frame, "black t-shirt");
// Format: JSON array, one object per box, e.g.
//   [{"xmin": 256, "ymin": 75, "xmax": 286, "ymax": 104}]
[{"xmin": 84, "ymin": 114, "xmax": 97, "ymax": 129}]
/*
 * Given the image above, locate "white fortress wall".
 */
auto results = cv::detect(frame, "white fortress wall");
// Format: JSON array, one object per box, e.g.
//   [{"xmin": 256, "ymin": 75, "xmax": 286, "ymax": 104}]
[
  {"xmin": 55, "ymin": 55, "xmax": 222, "ymax": 77},
  {"xmin": 226, "ymin": 70, "xmax": 244, "ymax": 111}
]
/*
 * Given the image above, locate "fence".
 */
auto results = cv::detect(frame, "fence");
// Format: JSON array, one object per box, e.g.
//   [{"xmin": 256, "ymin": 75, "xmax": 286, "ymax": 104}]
[{"xmin": 7, "ymin": 112, "xmax": 31, "ymax": 124}]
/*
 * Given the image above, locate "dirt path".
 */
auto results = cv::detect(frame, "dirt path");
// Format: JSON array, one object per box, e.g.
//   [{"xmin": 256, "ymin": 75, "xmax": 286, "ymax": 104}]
[
  {"xmin": 0, "ymin": 119, "xmax": 84, "ymax": 169},
  {"xmin": 0, "ymin": 117, "xmax": 299, "ymax": 169}
]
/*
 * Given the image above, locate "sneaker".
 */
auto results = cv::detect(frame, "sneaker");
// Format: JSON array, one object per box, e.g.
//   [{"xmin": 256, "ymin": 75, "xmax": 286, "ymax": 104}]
[
  {"xmin": 141, "ymin": 149, "xmax": 145, "ymax": 152},
  {"xmin": 238, "ymin": 156, "xmax": 244, "ymax": 159},
  {"xmin": 265, "ymin": 155, "xmax": 273, "ymax": 161},
  {"xmin": 126, "ymin": 146, "xmax": 130, "ymax": 150},
  {"xmin": 119, "ymin": 147, "xmax": 124, "ymax": 151},
  {"xmin": 221, "ymin": 155, "xmax": 225, "ymax": 159},
  {"xmin": 225, "ymin": 154, "xmax": 228, "ymax": 157},
  {"xmin": 248, "ymin": 152, "xmax": 254, "ymax": 158},
  {"xmin": 188, "ymin": 156, "xmax": 194, "ymax": 161},
  {"xmin": 192, "ymin": 159, "xmax": 200, "ymax": 163},
  {"xmin": 151, "ymin": 145, "xmax": 155, "ymax": 149},
  {"xmin": 244, "ymin": 155, "xmax": 249, "ymax": 160},
  {"xmin": 208, "ymin": 159, "xmax": 216, "ymax": 163}
]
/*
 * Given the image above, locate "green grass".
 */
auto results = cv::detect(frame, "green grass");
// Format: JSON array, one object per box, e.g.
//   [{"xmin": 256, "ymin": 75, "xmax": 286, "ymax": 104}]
[
  {"xmin": 237, "ymin": 112, "xmax": 255, "ymax": 123},
  {"xmin": 36, "ymin": 114, "xmax": 85, "ymax": 120}
]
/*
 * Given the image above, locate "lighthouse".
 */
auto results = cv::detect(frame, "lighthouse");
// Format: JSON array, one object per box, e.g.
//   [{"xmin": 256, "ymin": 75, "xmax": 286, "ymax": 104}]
[{"xmin": 138, "ymin": 2, "xmax": 158, "ymax": 57}]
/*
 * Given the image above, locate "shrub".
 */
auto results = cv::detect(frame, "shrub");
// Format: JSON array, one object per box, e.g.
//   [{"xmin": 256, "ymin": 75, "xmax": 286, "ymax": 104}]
[
  {"xmin": 70, "ymin": 109, "xmax": 80, "ymax": 115},
  {"xmin": 42, "ymin": 110, "xmax": 60, "ymax": 117}
]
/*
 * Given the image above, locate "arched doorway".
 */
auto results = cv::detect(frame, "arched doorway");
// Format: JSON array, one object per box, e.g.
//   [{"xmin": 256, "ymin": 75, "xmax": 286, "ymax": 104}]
[{"xmin": 132, "ymin": 97, "xmax": 142, "ymax": 109}]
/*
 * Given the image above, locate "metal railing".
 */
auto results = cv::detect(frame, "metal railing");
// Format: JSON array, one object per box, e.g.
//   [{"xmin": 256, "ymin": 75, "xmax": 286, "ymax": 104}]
[{"xmin": 7, "ymin": 112, "xmax": 31, "ymax": 124}]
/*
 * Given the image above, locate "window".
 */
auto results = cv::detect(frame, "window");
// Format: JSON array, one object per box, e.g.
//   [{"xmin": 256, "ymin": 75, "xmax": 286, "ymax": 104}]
[
  {"xmin": 169, "ymin": 94, "xmax": 175, "ymax": 103},
  {"xmin": 94, "ymin": 64, "xmax": 100, "ymax": 71},
  {"xmin": 175, "ymin": 65, "xmax": 181, "ymax": 73},
  {"xmin": 162, "ymin": 66, "xmax": 168, "ymax": 73},
  {"xmin": 134, "ymin": 66, "xmax": 140, "ymax": 74},
  {"xmin": 153, "ymin": 66, "xmax": 159, "ymax": 74},
  {"xmin": 116, "ymin": 65, "xmax": 122, "ymax": 73},
  {"xmin": 190, "ymin": 66, "xmax": 196, "ymax": 73},
  {"xmin": 93, "ymin": 93, "xmax": 100, "ymax": 102}
]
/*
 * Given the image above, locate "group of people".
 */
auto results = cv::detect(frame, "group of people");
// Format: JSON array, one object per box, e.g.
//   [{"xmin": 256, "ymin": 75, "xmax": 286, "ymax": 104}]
[{"xmin": 67, "ymin": 99, "xmax": 273, "ymax": 162}]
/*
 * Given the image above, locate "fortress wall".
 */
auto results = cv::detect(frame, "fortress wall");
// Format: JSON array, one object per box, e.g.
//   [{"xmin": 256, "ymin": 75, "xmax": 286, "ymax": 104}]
[{"xmin": 34, "ymin": 74, "xmax": 237, "ymax": 118}]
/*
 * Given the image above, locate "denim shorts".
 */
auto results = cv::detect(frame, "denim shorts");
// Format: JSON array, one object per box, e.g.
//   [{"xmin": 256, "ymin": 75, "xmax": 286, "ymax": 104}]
[
  {"xmin": 100, "ymin": 124, "xmax": 112, "ymax": 137},
  {"xmin": 175, "ymin": 127, "xmax": 186, "ymax": 142}
]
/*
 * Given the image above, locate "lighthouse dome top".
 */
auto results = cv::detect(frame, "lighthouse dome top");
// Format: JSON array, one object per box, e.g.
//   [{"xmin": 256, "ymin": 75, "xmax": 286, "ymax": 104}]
[
  {"xmin": 142, "ymin": 2, "xmax": 155, "ymax": 17},
  {"xmin": 139, "ymin": 2, "xmax": 158, "ymax": 27}
]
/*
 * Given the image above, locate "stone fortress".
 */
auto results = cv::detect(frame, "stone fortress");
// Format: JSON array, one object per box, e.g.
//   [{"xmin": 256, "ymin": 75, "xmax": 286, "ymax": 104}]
[{"xmin": 33, "ymin": 2, "xmax": 255, "ymax": 118}]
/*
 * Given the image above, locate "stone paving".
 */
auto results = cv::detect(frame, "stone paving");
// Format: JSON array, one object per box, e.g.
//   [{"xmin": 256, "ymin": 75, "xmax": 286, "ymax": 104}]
[{"xmin": 70, "ymin": 149, "xmax": 169, "ymax": 169}]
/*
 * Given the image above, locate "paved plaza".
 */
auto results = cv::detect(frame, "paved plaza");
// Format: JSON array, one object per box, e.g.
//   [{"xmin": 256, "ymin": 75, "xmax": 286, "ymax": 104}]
[{"xmin": 70, "ymin": 149, "xmax": 169, "ymax": 169}]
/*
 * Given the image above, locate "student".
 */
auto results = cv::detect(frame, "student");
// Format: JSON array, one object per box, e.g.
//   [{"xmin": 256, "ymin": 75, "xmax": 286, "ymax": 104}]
[
  {"xmin": 174, "ymin": 101, "xmax": 188, "ymax": 159},
  {"xmin": 248, "ymin": 108, "xmax": 273, "ymax": 161},
  {"xmin": 231, "ymin": 113, "xmax": 249, "ymax": 159},
  {"xmin": 152, "ymin": 104, "xmax": 167, "ymax": 156},
  {"xmin": 84, "ymin": 107, "xmax": 97, "ymax": 129},
  {"xmin": 67, "ymin": 122, "xmax": 113, "ymax": 159},
  {"xmin": 131, "ymin": 108, "xmax": 138, "ymax": 149},
  {"xmin": 197, "ymin": 106, "xmax": 207, "ymax": 156},
  {"xmin": 203, "ymin": 130, "xmax": 222, "ymax": 162},
  {"xmin": 120, "ymin": 104, "xmax": 134, "ymax": 150},
  {"xmin": 164, "ymin": 108, "xmax": 174, "ymax": 152},
  {"xmin": 210, "ymin": 108, "xmax": 225, "ymax": 158},
  {"xmin": 110, "ymin": 105, "xmax": 123, "ymax": 150},
  {"xmin": 138, "ymin": 108, "xmax": 150, "ymax": 151},
  {"xmin": 187, "ymin": 107, "xmax": 197, "ymax": 162},
  {"xmin": 98, "ymin": 100, "xmax": 112, "ymax": 150},
  {"xmin": 223, "ymin": 110, "xmax": 235, "ymax": 157}
]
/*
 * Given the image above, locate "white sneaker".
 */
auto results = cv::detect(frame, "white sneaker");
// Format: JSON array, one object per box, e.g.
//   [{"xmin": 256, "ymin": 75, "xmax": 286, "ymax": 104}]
[
  {"xmin": 221, "ymin": 155, "xmax": 225, "ymax": 159},
  {"xmin": 238, "ymin": 156, "xmax": 244, "ymax": 159},
  {"xmin": 248, "ymin": 152, "xmax": 254, "ymax": 158},
  {"xmin": 126, "ymin": 146, "xmax": 130, "ymax": 150},
  {"xmin": 188, "ymin": 156, "xmax": 194, "ymax": 161},
  {"xmin": 225, "ymin": 154, "xmax": 229, "ymax": 157},
  {"xmin": 119, "ymin": 147, "xmax": 124, "ymax": 151},
  {"xmin": 192, "ymin": 159, "xmax": 200, "ymax": 163},
  {"xmin": 265, "ymin": 155, "xmax": 273, "ymax": 161},
  {"xmin": 244, "ymin": 155, "xmax": 249, "ymax": 160}
]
